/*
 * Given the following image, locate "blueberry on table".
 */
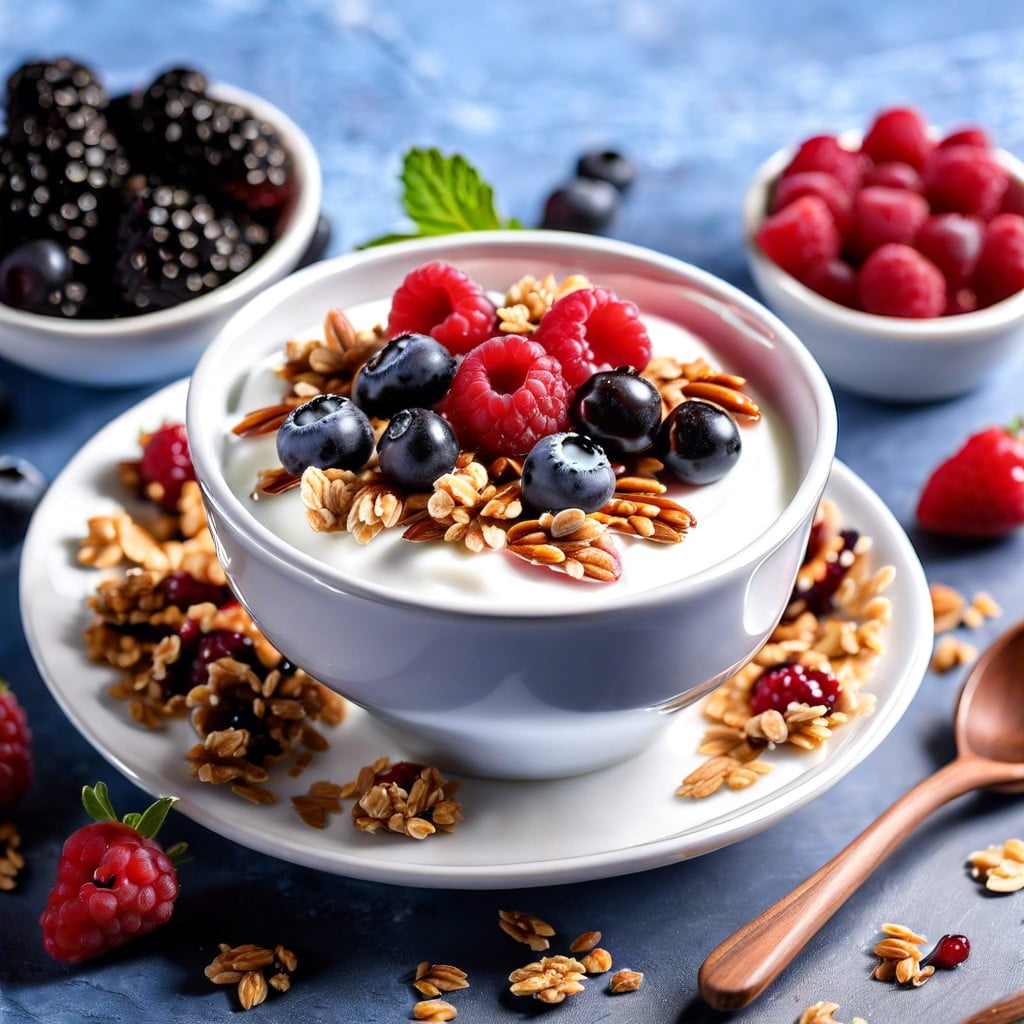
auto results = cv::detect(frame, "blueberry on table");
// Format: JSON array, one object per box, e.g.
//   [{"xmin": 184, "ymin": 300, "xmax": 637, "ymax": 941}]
[
  {"xmin": 657, "ymin": 399, "xmax": 741, "ymax": 485},
  {"xmin": 575, "ymin": 149, "xmax": 637, "ymax": 193},
  {"xmin": 0, "ymin": 240, "xmax": 72, "ymax": 313},
  {"xmin": 0, "ymin": 455, "xmax": 46, "ymax": 546},
  {"xmin": 570, "ymin": 368, "xmax": 662, "ymax": 455},
  {"xmin": 353, "ymin": 332, "xmax": 456, "ymax": 419},
  {"xmin": 377, "ymin": 408, "xmax": 459, "ymax": 491},
  {"xmin": 521, "ymin": 432, "xmax": 616, "ymax": 513},
  {"xmin": 276, "ymin": 394, "xmax": 374, "ymax": 476},
  {"xmin": 541, "ymin": 177, "xmax": 618, "ymax": 233}
]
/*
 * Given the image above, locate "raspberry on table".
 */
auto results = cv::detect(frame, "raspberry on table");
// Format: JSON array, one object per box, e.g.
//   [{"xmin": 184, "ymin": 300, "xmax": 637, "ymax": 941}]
[
  {"xmin": 139, "ymin": 422, "xmax": 195, "ymax": 510},
  {"xmin": 386, "ymin": 260, "xmax": 497, "ymax": 356},
  {"xmin": 861, "ymin": 106, "xmax": 934, "ymax": 171},
  {"xmin": 923, "ymin": 144, "xmax": 1009, "ymax": 220},
  {"xmin": 857, "ymin": 243, "xmax": 946, "ymax": 318},
  {"xmin": 973, "ymin": 213, "xmax": 1024, "ymax": 307},
  {"xmin": 780, "ymin": 134, "xmax": 863, "ymax": 193},
  {"xmin": 754, "ymin": 196, "xmax": 842, "ymax": 281},
  {"xmin": 771, "ymin": 171, "xmax": 853, "ymax": 238},
  {"xmin": 0, "ymin": 681, "xmax": 31, "ymax": 810},
  {"xmin": 530, "ymin": 286, "xmax": 652, "ymax": 389},
  {"xmin": 852, "ymin": 186, "xmax": 929, "ymax": 256},
  {"xmin": 443, "ymin": 335, "xmax": 570, "ymax": 457}
]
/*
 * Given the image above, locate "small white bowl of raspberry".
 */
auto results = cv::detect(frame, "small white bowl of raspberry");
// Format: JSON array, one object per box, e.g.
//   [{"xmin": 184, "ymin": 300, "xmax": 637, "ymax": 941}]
[
  {"xmin": 186, "ymin": 230, "xmax": 839, "ymax": 779},
  {"xmin": 0, "ymin": 61, "xmax": 321, "ymax": 386},
  {"xmin": 743, "ymin": 106, "xmax": 1024, "ymax": 402}
]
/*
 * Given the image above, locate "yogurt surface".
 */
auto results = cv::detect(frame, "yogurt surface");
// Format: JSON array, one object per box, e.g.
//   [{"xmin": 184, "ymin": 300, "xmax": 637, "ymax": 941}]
[{"xmin": 221, "ymin": 296, "xmax": 799, "ymax": 614}]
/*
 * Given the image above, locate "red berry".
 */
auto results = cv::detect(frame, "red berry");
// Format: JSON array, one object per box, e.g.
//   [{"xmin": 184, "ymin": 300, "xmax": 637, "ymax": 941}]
[
  {"xmin": 862, "ymin": 161, "xmax": 923, "ymax": 193},
  {"xmin": 801, "ymin": 259, "xmax": 857, "ymax": 307},
  {"xmin": 781, "ymin": 135, "xmax": 863, "ymax": 193},
  {"xmin": 973, "ymin": 213, "xmax": 1024, "ymax": 307},
  {"xmin": 853, "ymin": 186, "xmax": 929, "ymax": 256},
  {"xmin": 771, "ymin": 171, "xmax": 853, "ymax": 237},
  {"xmin": 940, "ymin": 127, "xmax": 991, "ymax": 150},
  {"xmin": 923, "ymin": 145, "xmax": 1009, "ymax": 219},
  {"xmin": 374, "ymin": 761, "xmax": 425, "ymax": 790},
  {"xmin": 157, "ymin": 571, "xmax": 233, "ymax": 611},
  {"xmin": 1000, "ymin": 180, "xmax": 1024, "ymax": 217},
  {"xmin": 0, "ymin": 682, "xmax": 31, "ymax": 810},
  {"xmin": 914, "ymin": 213, "xmax": 984, "ymax": 290},
  {"xmin": 139, "ymin": 423, "xmax": 195, "ymax": 511},
  {"xmin": 947, "ymin": 288, "xmax": 978, "ymax": 316},
  {"xmin": 443, "ymin": 335, "xmax": 569, "ymax": 457},
  {"xmin": 750, "ymin": 663, "xmax": 842, "ymax": 716},
  {"xmin": 531, "ymin": 286, "xmax": 652, "ymax": 389},
  {"xmin": 40, "ymin": 784, "xmax": 182, "ymax": 963},
  {"xmin": 925, "ymin": 934, "xmax": 970, "ymax": 970},
  {"xmin": 917, "ymin": 422, "xmax": 1024, "ymax": 538},
  {"xmin": 857, "ymin": 243, "xmax": 946, "ymax": 318},
  {"xmin": 861, "ymin": 106, "xmax": 934, "ymax": 171},
  {"xmin": 386, "ymin": 261, "xmax": 496, "ymax": 356},
  {"xmin": 755, "ymin": 196, "xmax": 842, "ymax": 280}
]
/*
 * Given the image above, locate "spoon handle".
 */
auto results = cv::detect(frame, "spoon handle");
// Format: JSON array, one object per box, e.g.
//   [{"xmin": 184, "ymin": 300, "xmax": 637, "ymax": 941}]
[
  {"xmin": 698, "ymin": 756, "xmax": 1003, "ymax": 1011},
  {"xmin": 957, "ymin": 990, "xmax": 1024, "ymax": 1024}
]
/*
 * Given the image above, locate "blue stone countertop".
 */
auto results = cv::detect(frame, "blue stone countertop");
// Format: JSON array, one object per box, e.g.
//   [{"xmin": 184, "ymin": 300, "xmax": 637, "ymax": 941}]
[{"xmin": 3, "ymin": 2, "xmax": 1024, "ymax": 1022}]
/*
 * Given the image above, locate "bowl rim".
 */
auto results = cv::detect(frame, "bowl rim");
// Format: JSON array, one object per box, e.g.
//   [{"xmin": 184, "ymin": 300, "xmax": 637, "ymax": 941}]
[
  {"xmin": 0, "ymin": 80, "xmax": 322, "ymax": 336},
  {"xmin": 743, "ymin": 133, "xmax": 1024, "ymax": 341},
  {"xmin": 188, "ymin": 229, "xmax": 838, "ymax": 621}
]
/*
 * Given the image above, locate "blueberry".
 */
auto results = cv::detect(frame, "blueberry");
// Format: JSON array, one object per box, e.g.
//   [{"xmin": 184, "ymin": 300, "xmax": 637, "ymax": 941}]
[
  {"xmin": 570, "ymin": 368, "xmax": 662, "ymax": 455},
  {"xmin": 521, "ymin": 432, "xmax": 616, "ymax": 513},
  {"xmin": 576, "ymin": 149, "xmax": 637, "ymax": 193},
  {"xmin": 541, "ymin": 177, "xmax": 618, "ymax": 233},
  {"xmin": 656, "ymin": 399, "xmax": 741, "ymax": 485},
  {"xmin": 0, "ymin": 240, "xmax": 72, "ymax": 313},
  {"xmin": 353, "ymin": 333, "xmax": 457, "ymax": 419},
  {"xmin": 377, "ymin": 409, "xmax": 459, "ymax": 491},
  {"xmin": 0, "ymin": 455, "xmax": 46, "ymax": 547},
  {"xmin": 276, "ymin": 393, "xmax": 374, "ymax": 476}
]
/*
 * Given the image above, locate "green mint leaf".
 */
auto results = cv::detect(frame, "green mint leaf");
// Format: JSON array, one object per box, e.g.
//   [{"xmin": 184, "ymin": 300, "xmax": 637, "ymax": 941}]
[
  {"xmin": 356, "ymin": 231, "xmax": 427, "ymax": 251},
  {"xmin": 82, "ymin": 782, "xmax": 117, "ymax": 823},
  {"xmin": 133, "ymin": 796, "xmax": 179, "ymax": 840},
  {"xmin": 401, "ymin": 147, "xmax": 504, "ymax": 235}
]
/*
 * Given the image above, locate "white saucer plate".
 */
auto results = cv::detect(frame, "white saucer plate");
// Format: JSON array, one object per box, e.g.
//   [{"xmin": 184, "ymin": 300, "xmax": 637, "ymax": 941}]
[{"xmin": 21, "ymin": 379, "xmax": 933, "ymax": 889}]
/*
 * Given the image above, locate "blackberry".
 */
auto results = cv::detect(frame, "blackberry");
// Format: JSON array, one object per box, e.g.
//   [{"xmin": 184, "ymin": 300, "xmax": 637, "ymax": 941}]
[
  {"xmin": 5, "ymin": 58, "xmax": 108, "ymax": 147},
  {"xmin": 114, "ymin": 183, "xmax": 270, "ymax": 312}
]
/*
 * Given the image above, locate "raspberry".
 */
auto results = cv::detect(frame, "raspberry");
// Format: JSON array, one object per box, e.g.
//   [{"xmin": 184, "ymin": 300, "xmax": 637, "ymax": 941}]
[
  {"xmin": 771, "ymin": 171, "xmax": 853, "ymax": 237},
  {"xmin": 801, "ymin": 259, "xmax": 857, "ymax": 307},
  {"xmin": 852, "ymin": 186, "xmax": 929, "ymax": 256},
  {"xmin": 781, "ymin": 135, "xmax": 863, "ymax": 193},
  {"xmin": 754, "ymin": 196, "xmax": 842, "ymax": 280},
  {"xmin": 914, "ymin": 213, "xmax": 984, "ymax": 290},
  {"xmin": 923, "ymin": 145, "xmax": 1009, "ymax": 220},
  {"xmin": 444, "ymin": 336, "xmax": 569, "ymax": 457},
  {"xmin": 857, "ymin": 243, "xmax": 946, "ymax": 318},
  {"xmin": 531, "ymin": 286, "xmax": 652, "ymax": 389},
  {"xmin": 750, "ymin": 663, "xmax": 842, "ymax": 716},
  {"xmin": 139, "ymin": 423, "xmax": 195, "ymax": 511},
  {"xmin": 940, "ymin": 127, "xmax": 990, "ymax": 150},
  {"xmin": 862, "ymin": 161, "xmax": 923, "ymax": 193},
  {"xmin": 973, "ymin": 213, "xmax": 1024, "ymax": 307},
  {"xmin": 0, "ymin": 682, "xmax": 31, "ymax": 810},
  {"xmin": 386, "ymin": 261, "xmax": 496, "ymax": 356},
  {"xmin": 40, "ymin": 783, "xmax": 182, "ymax": 963},
  {"xmin": 861, "ymin": 106, "xmax": 934, "ymax": 171}
]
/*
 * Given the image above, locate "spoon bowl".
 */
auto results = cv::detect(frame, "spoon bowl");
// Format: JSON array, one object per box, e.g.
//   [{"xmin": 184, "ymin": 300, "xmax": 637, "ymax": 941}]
[{"xmin": 699, "ymin": 620, "xmax": 1024, "ymax": 1011}]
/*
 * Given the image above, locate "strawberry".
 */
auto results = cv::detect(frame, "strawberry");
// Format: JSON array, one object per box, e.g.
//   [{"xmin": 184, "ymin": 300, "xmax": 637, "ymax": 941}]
[
  {"xmin": 40, "ymin": 782, "xmax": 186, "ymax": 962},
  {"xmin": 916, "ymin": 420, "xmax": 1024, "ymax": 537},
  {"xmin": 0, "ymin": 680, "xmax": 32, "ymax": 810}
]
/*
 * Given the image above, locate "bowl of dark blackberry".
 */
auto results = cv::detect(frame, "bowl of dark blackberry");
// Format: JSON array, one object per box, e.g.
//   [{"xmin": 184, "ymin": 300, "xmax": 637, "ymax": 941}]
[{"xmin": 0, "ymin": 58, "xmax": 321, "ymax": 386}]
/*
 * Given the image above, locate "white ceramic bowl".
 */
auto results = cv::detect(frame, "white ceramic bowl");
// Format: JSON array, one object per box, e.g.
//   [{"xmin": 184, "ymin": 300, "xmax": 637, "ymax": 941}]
[
  {"xmin": 744, "ymin": 141, "xmax": 1024, "ymax": 402},
  {"xmin": 187, "ymin": 231, "xmax": 837, "ymax": 780},
  {"xmin": 0, "ymin": 82, "xmax": 322, "ymax": 387}
]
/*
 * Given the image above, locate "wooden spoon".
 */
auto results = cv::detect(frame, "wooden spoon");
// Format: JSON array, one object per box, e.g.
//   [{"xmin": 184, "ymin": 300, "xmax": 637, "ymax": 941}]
[
  {"xmin": 957, "ymin": 990, "xmax": 1024, "ymax": 1024},
  {"xmin": 699, "ymin": 620, "xmax": 1024, "ymax": 1011}
]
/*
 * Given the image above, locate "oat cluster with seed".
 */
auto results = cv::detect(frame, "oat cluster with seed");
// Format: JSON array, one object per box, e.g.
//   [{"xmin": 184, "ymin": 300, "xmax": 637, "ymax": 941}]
[
  {"xmin": 797, "ymin": 1002, "xmax": 868, "ymax": 1024},
  {"xmin": 204, "ymin": 942, "xmax": 298, "ymax": 1010},
  {"xmin": 678, "ymin": 500, "xmax": 892, "ymax": 799},
  {"xmin": 0, "ymin": 823, "xmax": 24, "ymax": 892},
  {"xmin": 929, "ymin": 582, "xmax": 1001, "ymax": 673},
  {"xmin": 496, "ymin": 272, "xmax": 590, "ymax": 333},
  {"xmin": 871, "ymin": 923, "xmax": 934, "ymax": 987},
  {"xmin": 968, "ymin": 837, "xmax": 1024, "ymax": 892}
]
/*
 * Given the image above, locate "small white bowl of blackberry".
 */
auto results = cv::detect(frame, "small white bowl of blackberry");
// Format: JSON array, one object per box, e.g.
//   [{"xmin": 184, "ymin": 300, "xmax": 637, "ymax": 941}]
[{"xmin": 0, "ymin": 58, "xmax": 321, "ymax": 386}]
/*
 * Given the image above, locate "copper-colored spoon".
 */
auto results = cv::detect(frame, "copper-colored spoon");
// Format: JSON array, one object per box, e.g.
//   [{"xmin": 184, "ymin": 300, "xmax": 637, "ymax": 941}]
[
  {"xmin": 699, "ymin": 620, "xmax": 1024, "ymax": 1012},
  {"xmin": 957, "ymin": 989, "xmax": 1024, "ymax": 1024}
]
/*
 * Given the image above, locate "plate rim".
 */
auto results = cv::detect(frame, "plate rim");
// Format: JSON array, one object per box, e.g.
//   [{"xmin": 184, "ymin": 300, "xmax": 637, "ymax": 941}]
[{"xmin": 20, "ymin": 378, "xmax": 933, "ymax": 889}]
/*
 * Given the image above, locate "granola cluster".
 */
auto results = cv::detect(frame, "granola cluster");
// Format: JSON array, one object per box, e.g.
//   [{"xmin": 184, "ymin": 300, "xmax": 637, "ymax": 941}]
[
  {"xmin": 929, "ymin": 582, "xmax": 1001, "ymax": 672},
  {"xmin": 678, "ymin": 500, "xmax": 892, "ymax": 799},
  {"xmin": 968, "ymin": 837, "xmax": 1024, "ymax": 893},
  {"xmin": 798, "ymin": 1002, "xmax": 868, "ymax": 1024},
  {"xmin": 204, "ymin": 942, "xmax": 298, "ymax": 1011},
  {"xmin": 870, "ymin": 922, "xmax": 934, "ymax": 987}
]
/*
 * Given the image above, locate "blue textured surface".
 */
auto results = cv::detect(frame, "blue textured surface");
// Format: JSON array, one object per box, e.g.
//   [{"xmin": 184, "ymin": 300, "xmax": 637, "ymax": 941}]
[{"xmin": 3, "ymin": 2, "xmax": 1024, "ymax": 1022}]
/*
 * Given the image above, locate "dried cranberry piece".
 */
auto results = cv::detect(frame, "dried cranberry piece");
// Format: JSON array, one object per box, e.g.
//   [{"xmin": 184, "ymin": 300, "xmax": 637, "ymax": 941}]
[
  {"xmin": 794, "ymin": 529, "xmax": 860, "ymax": 615},
  {"xmin": 750, "ymin": 662, "xmax": 842, "ymax": 716},
  {"xmin": 188, "ymin": 631, "xmax": 255, "ymax": 688},
  {"xmin": 924, "ymin": 934, "xmax": 970, "ymax": 970},
  {"xmin": 157, "ymin": 571, "xmax": 232, "ymax": 610},
  {"xmin": 374, "ymin": 761, "xmax": 425, "ymax": 791}
]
